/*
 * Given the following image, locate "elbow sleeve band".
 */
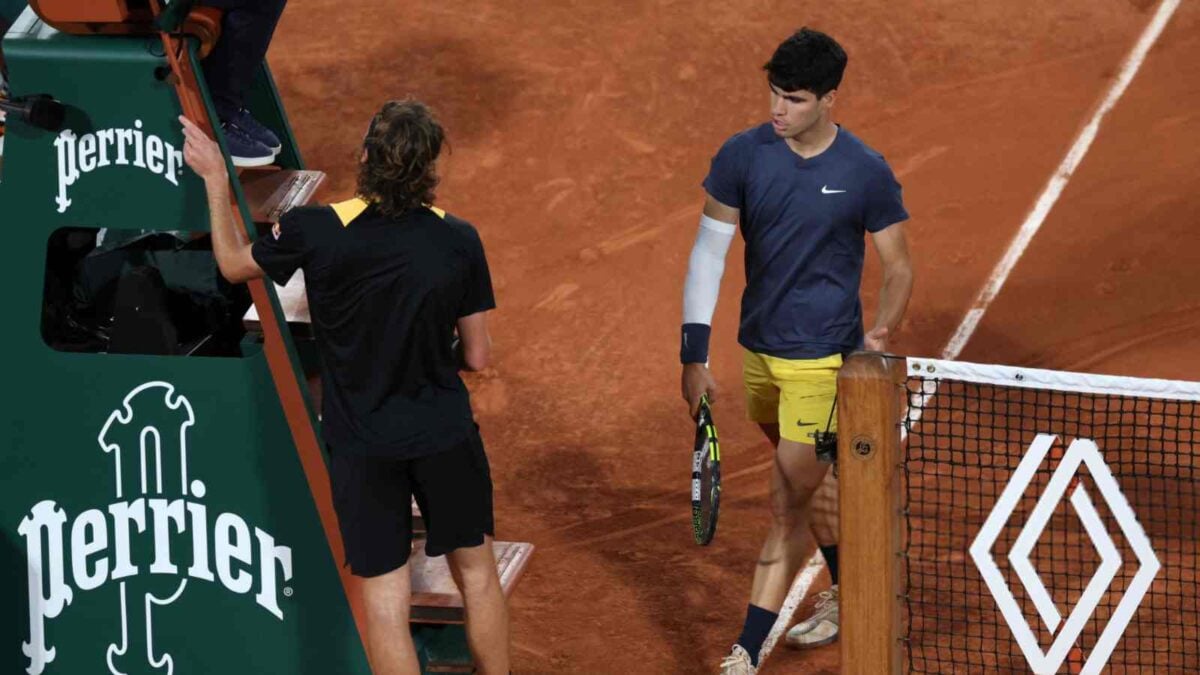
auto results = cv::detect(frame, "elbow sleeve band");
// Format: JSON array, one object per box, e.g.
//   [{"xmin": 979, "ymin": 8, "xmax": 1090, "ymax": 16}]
[{"xmin": 681, "ymin": 214, "xmax": 736, "ymax": 363}]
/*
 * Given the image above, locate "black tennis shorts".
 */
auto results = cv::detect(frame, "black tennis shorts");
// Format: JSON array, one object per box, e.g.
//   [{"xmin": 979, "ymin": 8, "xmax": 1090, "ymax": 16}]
[{"xmin": 327, "ymin": 430, "xmax": 495, "ymax": 577}]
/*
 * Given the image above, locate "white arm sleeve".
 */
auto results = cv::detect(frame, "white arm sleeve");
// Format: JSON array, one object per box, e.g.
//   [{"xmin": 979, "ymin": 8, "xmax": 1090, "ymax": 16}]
[{"xmin": 682, "ymin": 214, "xmax": 737, "ymax": 325}]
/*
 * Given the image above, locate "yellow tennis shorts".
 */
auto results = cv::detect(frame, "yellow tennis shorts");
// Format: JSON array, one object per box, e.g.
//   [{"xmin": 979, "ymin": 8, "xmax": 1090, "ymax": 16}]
[{"xmin": 742, "ymin": 350, "xmax": 842, "ymax": 444}]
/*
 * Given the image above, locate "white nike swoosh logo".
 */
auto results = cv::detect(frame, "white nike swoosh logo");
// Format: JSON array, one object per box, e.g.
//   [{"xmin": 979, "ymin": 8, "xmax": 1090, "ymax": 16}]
[{"xmin": 821, "ymin": 186, "xmax": 846, "ymax": 194}]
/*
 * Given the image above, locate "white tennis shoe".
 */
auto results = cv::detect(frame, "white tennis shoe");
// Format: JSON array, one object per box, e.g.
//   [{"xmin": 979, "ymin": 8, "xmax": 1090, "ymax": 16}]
[
  {"xmin": 718, "ymin": 644, "xmax": 757, "ymax": 675},
  {"xmin": 785, "ymin": 585, "xmax": 840, "ymax": 648}
]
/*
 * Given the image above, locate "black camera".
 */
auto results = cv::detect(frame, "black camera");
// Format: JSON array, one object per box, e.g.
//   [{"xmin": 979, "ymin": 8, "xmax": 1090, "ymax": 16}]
[{"xmin": 813, "ymin": 429, "xmax": 837, "ymax": 464}]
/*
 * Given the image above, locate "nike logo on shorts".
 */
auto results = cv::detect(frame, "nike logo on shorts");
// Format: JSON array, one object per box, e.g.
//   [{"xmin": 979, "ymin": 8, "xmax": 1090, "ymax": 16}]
[{"xmin": 821, "ymin": 186, "xmax": 847, "ymax": 194}]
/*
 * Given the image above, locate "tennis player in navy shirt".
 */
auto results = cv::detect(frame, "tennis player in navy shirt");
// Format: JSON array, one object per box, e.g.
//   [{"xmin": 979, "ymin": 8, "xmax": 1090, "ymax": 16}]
[{"xmin": 679, "ymin": 28, "xmax": 914, "ymax": 674}]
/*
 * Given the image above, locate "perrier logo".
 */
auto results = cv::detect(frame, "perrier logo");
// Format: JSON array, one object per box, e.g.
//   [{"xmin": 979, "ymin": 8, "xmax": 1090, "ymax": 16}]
[
  {"xmin": 53, "ymin": 120, "xmax": 185, "ymax": 214},
  {"xmin": 17, "ymin": 382, "xmax": 294, "ymax": 674}
]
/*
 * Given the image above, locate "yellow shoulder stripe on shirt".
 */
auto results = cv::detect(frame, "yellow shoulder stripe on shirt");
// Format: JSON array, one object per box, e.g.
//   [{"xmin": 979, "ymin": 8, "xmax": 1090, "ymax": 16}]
[
  {"xmin": 330, "ymin": 199, "xmax": 445, "ymax": 225},
  {"xmin": 331, "ymin": 197, "xmax": 371, "ymax": 227}
]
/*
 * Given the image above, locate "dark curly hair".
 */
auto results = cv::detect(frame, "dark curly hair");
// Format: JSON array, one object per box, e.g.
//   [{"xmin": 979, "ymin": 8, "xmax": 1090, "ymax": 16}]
[
  {"xmin": 763, "ymin": 28, "xmax": 847, "ymax": 97},
  {"xmin": 357, "ymin": 99, "xmax": 445, "ymax": 217}
]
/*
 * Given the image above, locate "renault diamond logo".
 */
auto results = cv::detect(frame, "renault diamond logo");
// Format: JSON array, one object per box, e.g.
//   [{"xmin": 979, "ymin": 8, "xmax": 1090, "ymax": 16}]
[{"xmin": 969, "ymin": 434, "xmax": 1160, "ymax": 674}]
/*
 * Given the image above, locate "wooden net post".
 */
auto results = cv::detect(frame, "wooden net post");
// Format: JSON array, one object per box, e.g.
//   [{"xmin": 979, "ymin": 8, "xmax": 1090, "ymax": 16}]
[{"xmin": 838, "ymin": 352, "xmax": 907, "ymax": 674}]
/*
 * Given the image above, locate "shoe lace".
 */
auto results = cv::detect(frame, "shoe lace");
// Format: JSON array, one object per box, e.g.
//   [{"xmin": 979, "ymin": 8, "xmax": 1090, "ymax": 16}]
[
  {"xmin": 222, "ymin": 121, "xmax": 261, "ymax": 146},
  {"xmin": 720, "ymin": 648, "xmax": 750, "ymax": 669},
  {"xmin": 234, "ymin": 108, "xmax": 262, "ymax": 129},
  {"xmin": 814, "ymin": 588, "xmax": 838, "ymax": 611}
]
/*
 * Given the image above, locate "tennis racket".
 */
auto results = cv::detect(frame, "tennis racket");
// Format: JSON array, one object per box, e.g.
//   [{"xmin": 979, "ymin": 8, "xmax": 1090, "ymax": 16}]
[{"xmin": 691, "ymin": 394, "xmax": 722, "ymax": 545}]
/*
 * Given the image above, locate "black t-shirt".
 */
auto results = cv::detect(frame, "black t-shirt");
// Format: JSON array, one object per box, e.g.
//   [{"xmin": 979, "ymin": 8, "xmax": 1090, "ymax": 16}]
[{"xmin": 251, "ymin": 198, "xmax": 495, "ymax": 458}]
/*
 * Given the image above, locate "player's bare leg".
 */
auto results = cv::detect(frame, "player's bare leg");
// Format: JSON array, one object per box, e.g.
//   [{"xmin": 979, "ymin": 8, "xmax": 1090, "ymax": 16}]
[
  {"xmin": 360, "ymin": 564, "xmax": 420, "ymax": 675},
  {"xmin": 748, "ymin": 426, "xmax": 830, "ymax": 611},
  {"xmin": 758, "ymin": 422, "xmax": 843, "ymax": 650},
  {"xmin": 810, "ymin": 471, "xmax": 838, "ymax": 547},
  {"xmin": 757, "ymin": 422, "xmax": 838, "ymax": 568},
  {"xmin": 446, "ymin": 537, "xmax": 511, "ymax": 675}
]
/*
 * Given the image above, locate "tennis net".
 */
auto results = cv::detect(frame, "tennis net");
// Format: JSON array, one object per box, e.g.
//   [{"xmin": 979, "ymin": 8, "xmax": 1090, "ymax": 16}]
[{"xmin": 901, "ymin": 358, "xmax": 1200, "ymax": 673}]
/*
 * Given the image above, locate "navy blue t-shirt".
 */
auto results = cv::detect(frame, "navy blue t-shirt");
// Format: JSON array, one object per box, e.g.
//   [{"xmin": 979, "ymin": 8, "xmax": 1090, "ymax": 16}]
[{"xmin": 703, "ymin": 124, "xmax": 909, "ymax": 359}]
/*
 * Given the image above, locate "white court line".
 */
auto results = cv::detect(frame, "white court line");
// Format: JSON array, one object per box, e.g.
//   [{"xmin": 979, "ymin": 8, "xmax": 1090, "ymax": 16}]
[
  {"xmin": 761, "ymin": 553, "xmax": 826, "ymax": 659},
  {"xmin": 760, "ymin": 0, "xmax": 1182, "ymax": 665},
  {"xmin": 942, "ymin": 0, "xmax": 1183, "ymax": 359}
]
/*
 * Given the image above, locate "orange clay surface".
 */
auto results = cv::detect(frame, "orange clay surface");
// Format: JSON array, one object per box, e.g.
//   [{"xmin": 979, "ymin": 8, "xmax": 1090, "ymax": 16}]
[{"xmin": 267, "ymin": 1, "xmax": 1200, "ymax": 672}]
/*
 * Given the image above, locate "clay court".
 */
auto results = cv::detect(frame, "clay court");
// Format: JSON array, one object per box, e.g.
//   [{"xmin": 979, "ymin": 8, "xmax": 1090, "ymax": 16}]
[{"xmin": 266, "ymin": 1, "xmax": 1200, "ymax": 671}]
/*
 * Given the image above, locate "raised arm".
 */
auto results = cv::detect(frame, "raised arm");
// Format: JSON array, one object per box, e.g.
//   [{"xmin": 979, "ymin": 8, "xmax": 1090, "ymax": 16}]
[
  {"xmin": 179, "ymin": 115, "xmax": 265, "ymax": 284},
  {"xmin": 680, "ymin": 193, "xmax": 739, "ymax": 417},
  {"xmin": 863, "ymin": 222, "xmax": 913, "ymax": 352}
]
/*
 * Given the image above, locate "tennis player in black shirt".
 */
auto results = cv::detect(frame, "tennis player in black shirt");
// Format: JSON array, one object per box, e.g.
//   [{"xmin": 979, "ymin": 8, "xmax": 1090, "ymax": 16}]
[{"xmin": 180, "ymin": 100, "xmax": 509, "ymax": 674}]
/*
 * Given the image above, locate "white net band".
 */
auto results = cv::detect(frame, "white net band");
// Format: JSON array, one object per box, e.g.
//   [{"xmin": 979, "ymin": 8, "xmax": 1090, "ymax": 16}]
[{"xmin": 906, "ymin": 358, "xmax": 1200, "ymax": 402}]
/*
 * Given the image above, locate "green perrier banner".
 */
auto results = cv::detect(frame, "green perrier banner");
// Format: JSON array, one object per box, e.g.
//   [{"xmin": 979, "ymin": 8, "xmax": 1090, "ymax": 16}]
[{"xmin": 0, "ymin": 9, "xmax": 371, "ymax": 674}]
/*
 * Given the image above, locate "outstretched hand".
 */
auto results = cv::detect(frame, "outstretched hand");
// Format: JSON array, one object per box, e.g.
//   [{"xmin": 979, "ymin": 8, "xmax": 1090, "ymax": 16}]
[{"xmin": 178, "ymin": 115, "xmax": 228, "ymax": 184}]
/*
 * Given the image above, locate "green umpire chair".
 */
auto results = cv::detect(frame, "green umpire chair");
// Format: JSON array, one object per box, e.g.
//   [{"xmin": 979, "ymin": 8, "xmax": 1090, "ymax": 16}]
[{"xmin": 0, "ymin": 2, "xmax": 531, "ymax": 672}]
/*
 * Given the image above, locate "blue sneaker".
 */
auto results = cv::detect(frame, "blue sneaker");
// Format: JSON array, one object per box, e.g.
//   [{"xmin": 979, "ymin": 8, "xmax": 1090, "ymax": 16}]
[
  {"xmin": 227, "ymin": 108, "xmax": 282, "ymax": 154},
  {"xmin": 220, "ymin": 121, "xmax": 275, "ymax": 168}
]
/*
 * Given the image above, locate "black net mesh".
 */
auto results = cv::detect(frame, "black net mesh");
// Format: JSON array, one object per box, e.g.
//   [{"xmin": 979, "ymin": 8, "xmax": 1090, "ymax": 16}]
[{"xmin": 903, "ymin": 375, "xmax": 1199, "ymax": 673}]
